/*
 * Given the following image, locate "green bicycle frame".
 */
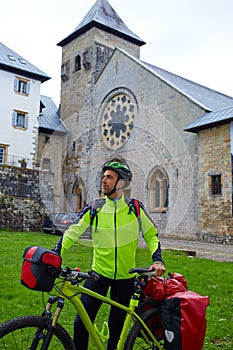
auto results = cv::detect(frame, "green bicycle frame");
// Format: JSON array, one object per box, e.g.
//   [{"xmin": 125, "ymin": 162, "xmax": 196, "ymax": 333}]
[{"xmin": 53, "ymin": 279, "xmax": 163, "ymax": 350}]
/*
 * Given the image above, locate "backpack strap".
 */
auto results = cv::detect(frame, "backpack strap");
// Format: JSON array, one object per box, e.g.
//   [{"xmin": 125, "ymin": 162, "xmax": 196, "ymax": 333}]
[
  {"xmin": 90, "ymin": 198, "xmax": 106, "ymax": 231},
  {"xmin": 89, "ymin": 197, "xmax": 143, "ymax": 234},
  {"xmin": 126, "ymin": 197, "xmax": 143, "ymax": 235}
]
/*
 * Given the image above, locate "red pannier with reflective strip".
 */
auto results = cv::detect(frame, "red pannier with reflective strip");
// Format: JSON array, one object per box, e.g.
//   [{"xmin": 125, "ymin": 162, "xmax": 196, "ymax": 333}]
[
  {"xmin": 161, "ymin": 291, "xmax": 209, "ymax": 350},
  {"xmin": 143, "ymin": 273, "xmax": 209, "ymax": 349},
  {"xmin": 21, "ymin": 246, "xmax": 62, "ymax": 292}
]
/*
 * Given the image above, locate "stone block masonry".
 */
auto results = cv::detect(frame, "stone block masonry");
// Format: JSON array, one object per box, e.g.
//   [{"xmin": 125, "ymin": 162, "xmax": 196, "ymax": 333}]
[{"xmin": 0, "ymin": 165, "xmax": 54, "ymax": 231}]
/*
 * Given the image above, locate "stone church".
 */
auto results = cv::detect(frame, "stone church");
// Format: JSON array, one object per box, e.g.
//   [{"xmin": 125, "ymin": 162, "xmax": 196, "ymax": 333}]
[{"xmin": 47, "ymin": 0, "xmax": 233, "ymax": 243}]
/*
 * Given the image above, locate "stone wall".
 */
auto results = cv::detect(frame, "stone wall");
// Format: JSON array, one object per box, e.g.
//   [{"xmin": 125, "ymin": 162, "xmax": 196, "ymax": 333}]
[
  {"xmin": 0, "ymin": 165, "xmax": 54, "ymax": 231},
  {"xmin": 198, "ymin": 124, "xmax": 233, "ymax": 243}
]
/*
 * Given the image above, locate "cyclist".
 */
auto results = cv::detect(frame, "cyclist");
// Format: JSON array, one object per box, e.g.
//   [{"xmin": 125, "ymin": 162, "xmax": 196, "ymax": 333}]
[{"xmin": 54, "ymin": 158, "xmax": 165, "ymax": 350}]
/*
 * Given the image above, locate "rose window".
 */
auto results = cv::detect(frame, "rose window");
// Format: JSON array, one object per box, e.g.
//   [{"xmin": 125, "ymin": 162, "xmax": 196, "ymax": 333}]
[{"xmin": 100, "ymin": 93, "xmax": 136, "ymax": 150}]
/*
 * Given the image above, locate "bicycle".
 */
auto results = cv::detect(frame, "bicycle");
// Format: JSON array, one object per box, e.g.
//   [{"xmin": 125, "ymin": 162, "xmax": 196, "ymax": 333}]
[{"xmin": 0, "ymin": 265, "xmax": 165, "ymax": 349}]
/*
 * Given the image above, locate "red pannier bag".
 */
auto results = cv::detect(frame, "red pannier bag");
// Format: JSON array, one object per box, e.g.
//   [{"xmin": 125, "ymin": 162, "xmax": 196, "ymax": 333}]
[
  {"xmin": 143, "ymin": 273, "xmax": 188, "ymax": 300},
  {"xmin": 161, "ymin": 291, "xmax": 209, "ymax": 350},
  {"xmin": 21, "ymin": 246, "xmax": 62, "ymax": 292},
  {"xmin": 141, "ymin": 273, "xmax": 189, "ymax": 340}
]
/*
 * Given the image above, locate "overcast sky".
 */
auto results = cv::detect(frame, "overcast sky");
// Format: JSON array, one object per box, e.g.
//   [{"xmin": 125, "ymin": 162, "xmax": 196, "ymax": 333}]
[{"xmin": 1, "ymin": 0, "xmax": 233, "ymax": 106}]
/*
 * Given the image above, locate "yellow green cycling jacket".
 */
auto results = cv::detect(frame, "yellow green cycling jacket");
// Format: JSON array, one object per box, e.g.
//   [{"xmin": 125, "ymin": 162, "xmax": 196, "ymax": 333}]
[{"xmin": 59, "ymin": 195, "xmax": 163, "ymax": 280}]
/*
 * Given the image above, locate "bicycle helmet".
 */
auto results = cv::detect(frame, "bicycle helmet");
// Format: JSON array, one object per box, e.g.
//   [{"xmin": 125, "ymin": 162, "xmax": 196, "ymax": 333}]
[{"xmin": 102, "ymin": 161, "xmax": 132, "ymax": 182}]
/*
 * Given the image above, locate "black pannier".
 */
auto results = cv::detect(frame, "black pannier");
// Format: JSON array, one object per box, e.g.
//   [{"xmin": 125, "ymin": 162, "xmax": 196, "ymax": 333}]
[{"xmin": 21, "ymin": 246, "xmax": 62, "ymax": 292}]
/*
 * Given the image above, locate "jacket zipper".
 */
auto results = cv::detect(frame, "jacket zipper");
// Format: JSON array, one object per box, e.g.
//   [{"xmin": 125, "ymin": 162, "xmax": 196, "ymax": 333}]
[{"xmin": 114, "ymin": 200, "xmax": 117, "ymax": 279}]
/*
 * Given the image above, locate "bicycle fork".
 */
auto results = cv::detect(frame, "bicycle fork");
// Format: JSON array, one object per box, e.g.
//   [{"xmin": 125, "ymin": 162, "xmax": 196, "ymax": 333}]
[{"xmin": 31, "ymin": 296, "xmax": 64, "ymax": 350}]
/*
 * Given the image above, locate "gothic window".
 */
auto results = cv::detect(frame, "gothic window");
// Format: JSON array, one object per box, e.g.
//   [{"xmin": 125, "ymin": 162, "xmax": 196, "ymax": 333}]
[
  {"xmin": 72, "ymin": 177, "xmax": 86, "ymax": 212},
  {"xmin": 74, "ymin": 55, "xmax": 81, "ymax": 71},
  {"xmin": 148, "ymin": 168, "xmax": 168, "ymax": 212}
]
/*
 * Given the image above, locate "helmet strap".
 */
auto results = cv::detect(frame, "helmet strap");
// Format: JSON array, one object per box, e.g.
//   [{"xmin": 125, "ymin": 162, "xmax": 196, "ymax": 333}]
[{"xmin": 107, "ymin": 178, "xmax": 123, "ymax": 197}]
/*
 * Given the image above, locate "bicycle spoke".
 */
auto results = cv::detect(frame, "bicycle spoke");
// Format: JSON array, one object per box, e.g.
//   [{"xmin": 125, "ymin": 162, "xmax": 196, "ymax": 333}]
[{"xmin": 0, "ymin": 316, "xmax": 75, "ymax": 350}]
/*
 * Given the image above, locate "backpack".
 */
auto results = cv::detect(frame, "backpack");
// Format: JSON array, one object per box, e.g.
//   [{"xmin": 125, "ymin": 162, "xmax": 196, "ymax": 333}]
[
  {"xmin": 89, "ymin": 197, "xmax": 142, "ymax": 233},
  {"xmin": 54, "ymin": 197, "xmax": 143, "ymax": 252}
]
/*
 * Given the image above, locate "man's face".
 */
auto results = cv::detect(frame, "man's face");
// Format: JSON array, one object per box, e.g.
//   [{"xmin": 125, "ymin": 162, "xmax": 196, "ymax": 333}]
[{"xmin": 101, "ymin": 169, "xmax": 119, "ymax": 196}]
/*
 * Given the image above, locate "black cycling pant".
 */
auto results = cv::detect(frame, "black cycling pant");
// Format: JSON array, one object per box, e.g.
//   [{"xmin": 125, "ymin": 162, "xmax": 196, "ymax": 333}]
[{"xmin": 73, "ymin": 274, "xmax": 135, "ymax": 350}]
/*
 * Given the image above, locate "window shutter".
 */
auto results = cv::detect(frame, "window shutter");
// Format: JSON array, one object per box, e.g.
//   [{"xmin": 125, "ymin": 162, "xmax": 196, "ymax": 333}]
[
  {"xmin": 14, "ymin": 79, "xmax": 19, "ymax": 92},
  {"xmin": 25, "ymin": 115, "xmax": 29, "ymax": 129},
  {"xmin": 12, "ymin": 112, "xmax": 17, "ymax": 126},
  {"xmin": 26, "ymin": 83, "xmax": 31, "ymax": 94}
]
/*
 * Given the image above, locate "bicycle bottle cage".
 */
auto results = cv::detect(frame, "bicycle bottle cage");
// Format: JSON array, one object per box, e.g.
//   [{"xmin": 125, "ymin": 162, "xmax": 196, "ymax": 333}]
[{"xmin": 21, "ymin": 246, "xmax": 62, "ymax": 292}]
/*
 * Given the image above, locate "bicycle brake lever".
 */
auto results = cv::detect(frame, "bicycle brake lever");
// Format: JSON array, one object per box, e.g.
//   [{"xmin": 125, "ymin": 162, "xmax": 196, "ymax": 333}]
[{"xmin": 88, "ymin": 270, "xmax": 100, "ymax": 281}]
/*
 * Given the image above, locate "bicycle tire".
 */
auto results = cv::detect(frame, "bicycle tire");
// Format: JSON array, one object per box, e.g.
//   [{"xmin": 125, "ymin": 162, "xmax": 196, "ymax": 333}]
[
  {"xmin": 124, "ymin": 307, "xmax": 165, "ymax": 350},
  {"xmin": 0, "ymin": 315, "xmax": 75, "ymax": 350}
]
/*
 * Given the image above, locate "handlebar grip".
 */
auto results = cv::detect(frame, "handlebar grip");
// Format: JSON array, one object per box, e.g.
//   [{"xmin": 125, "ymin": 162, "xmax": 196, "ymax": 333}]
[
  {"xmin": 129, "ymin": 268, "xmax": 152, "ymax": 274},
  {"xmin": 77, "ymin": 271, "xmax": 92, "ymax": 279},
  {"xmin": 88, "ymin": 270, "xmax": 100, "ymax": 281}
]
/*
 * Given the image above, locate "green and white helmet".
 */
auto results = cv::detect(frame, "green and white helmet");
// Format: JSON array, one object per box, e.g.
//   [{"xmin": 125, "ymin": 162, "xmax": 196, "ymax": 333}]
[{"xmin": 102, "ymin": 161, "xmax": 132, "ymax": 182}]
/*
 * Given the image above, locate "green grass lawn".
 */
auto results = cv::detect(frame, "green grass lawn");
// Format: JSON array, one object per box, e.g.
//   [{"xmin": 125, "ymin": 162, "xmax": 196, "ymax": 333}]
[{"xmin": 0, "ymin": 230, "xmax": 232, "ymax": 349}]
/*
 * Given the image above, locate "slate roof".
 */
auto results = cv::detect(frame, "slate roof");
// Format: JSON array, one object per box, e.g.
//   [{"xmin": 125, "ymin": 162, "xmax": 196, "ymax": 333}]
[
  {"xmin": 184, "ymin": 105, "xmax": 233, "ymax": 133},
  {"xmin": 57, "ymin": 0, "xmax": 145, "ymax": 47},
  {"xmin": 110, "ymin": 48, "xmax": 233, "ymax": 113},
  {"xmin": 142, "ymin": 61, "xmax": 233, "ymax": 112},
  {"xmin": 39, "ymin": 96, "xmax": 68, "ymax": 134},
  {"xmin": 0, "ymin": 41, "xmax": 50, "ymax": 82}
]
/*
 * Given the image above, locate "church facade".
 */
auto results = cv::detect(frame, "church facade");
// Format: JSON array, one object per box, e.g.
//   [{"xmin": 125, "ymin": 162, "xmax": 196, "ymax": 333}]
[{"xmin": 52, "ymin": 0, "xmax": 233, "ymax": 243}]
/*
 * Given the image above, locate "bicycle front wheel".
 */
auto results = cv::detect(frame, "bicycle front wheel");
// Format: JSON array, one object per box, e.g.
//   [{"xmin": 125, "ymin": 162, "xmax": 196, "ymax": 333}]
[
  {"xmin": 124, "ymin": 308, "xmax": 165, "ymax": 350},
  {"xmin": 0, "ymin": 315, "xmax": 75, "ymax": 349}
]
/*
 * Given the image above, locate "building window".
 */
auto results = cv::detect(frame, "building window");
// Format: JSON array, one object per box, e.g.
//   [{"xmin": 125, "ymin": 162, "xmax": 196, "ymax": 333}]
[
  {"xmin": 0, "ymin": 146, "xmax": 5, "ymax": 164},
  {"xmin": 14, "ymin": 77, "xmax": 30, "ymax": 95},
  {"xmin": 74, "ymin": 55, "xmax": 81, "ymax": 71},
  {"xmin": 72, "ymin": 177, "xmax": 86, "ymax": 212},
  {"xmin": 148, "ymin": 168, "xmax": 168, "ymax": 212},
  {"xmin": 42, "ymin": 158, "xmax": 51, "ymax": 171},
  {"xmin": 12, "ymin": 110, "xmax": 29, "ymax": 129},
  {"xmin": 211, "ymin": 174, "xmax": 221, "ymax": 195},
  {"xmin": 45, "ymin": 136, "xmax": 50, "ymax": 143}
]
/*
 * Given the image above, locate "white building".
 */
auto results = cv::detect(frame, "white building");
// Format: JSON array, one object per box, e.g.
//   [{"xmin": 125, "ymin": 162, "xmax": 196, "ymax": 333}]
[{"xmin": 0, "ymin": 41, "xmax": 50, "ymax": 168}]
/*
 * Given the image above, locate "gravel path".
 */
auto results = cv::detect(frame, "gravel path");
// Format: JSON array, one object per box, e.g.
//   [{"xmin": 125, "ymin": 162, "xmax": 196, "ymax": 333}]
[{"xmin": 139, "ymin": 237, "xmax": 233, "ymax": 262}]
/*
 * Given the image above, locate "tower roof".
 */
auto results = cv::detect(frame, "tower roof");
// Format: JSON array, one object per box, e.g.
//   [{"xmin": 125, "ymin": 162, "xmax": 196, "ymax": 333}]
[{"xmin": 57, "ymin": 0, "xmax": 145, "ymax": 47}]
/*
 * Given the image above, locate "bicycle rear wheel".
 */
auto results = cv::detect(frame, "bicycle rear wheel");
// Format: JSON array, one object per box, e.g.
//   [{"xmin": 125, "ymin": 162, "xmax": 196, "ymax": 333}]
[
  {"xmin": 124, "ymin": 308, "xmax": 165, "ymax": 350},
  {"xmin": 0, "ymin": 315, "xmax": 75, "ymax": 349}
]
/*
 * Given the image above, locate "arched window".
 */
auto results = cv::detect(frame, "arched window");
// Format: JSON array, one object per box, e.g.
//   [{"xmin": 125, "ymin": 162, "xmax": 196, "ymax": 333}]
[
  {"xmin": 74, "ymin": 55, "xmax": 81, "ymax": 72},
  {"xmin": 148, "ymin": 168, "xmax": 168, "ymax": 212},
  {"xmin": 72, "ymin": 177, "xmax": 86, "ymax": 212}
]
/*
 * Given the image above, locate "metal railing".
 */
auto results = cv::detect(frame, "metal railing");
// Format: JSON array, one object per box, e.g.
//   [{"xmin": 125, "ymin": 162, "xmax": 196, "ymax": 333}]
[{"xmin": 1, "ymin": 154, "xmax": 34, "ymax": 169}]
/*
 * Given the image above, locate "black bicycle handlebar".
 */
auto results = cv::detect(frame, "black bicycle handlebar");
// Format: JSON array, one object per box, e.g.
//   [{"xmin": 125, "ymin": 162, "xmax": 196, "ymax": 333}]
[
  {"xmin": 59, "ymin": 267, "xmax": 154, "ymax": 284},
  {"xmin": 129, "ymin": 268, "xmax": 155, "ymax": 277},
  {"xmin": 60, "ymin": 267, "xmax": 92, "ymax": 280}
]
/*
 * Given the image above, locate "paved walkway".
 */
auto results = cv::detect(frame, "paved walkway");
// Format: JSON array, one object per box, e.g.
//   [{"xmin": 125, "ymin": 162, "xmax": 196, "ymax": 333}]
[{"xmin": 139, "ymin": 238, "xmax": 233, "ymax": 262}]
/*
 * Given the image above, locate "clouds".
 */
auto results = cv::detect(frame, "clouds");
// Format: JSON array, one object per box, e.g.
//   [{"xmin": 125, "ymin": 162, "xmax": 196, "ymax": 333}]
[{"xmin": 1, "ymin": 0, "xmax": 232, "ymax": 105}]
